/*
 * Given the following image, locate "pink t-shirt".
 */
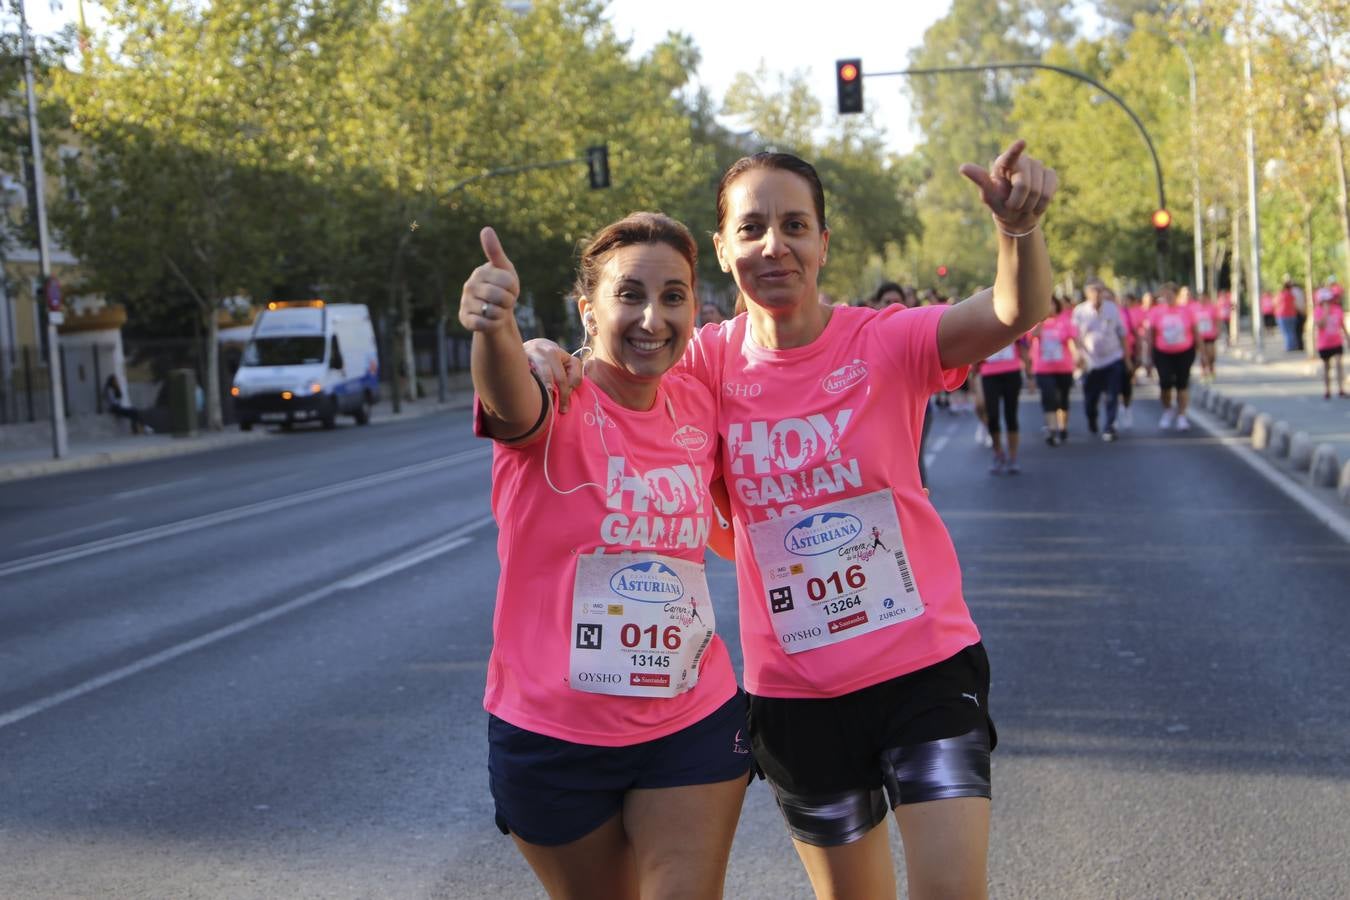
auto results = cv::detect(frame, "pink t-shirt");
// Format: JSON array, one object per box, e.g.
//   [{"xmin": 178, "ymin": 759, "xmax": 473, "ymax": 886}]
[
  {"xmin": 680, "ymin": 305, "xmax": 980, "ymax": 699},
  {"xmin": 475, "ymin": 375, "xmax": 737, "ymax": 746},
  {"xmin": 1315, "ymin": 304, "xmax": 1345, "ymax": 351},
  {"xmin": 1032, "ymin": 317, "xmax": 1077, "ymax": 374},
  {"xmin": 1149, "ymin": 304, "xmax": 1196, "ymax": 353},
  {"xmin": 1192, "ymin": 302, "xmax": 1219, "ymax": 340},
  {"xmin": 981, "ymin": 336, "xmax": 1024, "ymax": 376}
]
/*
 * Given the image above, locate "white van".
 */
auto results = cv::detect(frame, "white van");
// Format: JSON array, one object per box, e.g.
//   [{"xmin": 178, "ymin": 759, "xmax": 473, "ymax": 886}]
[{"xmin": 231, "ymin": 301, "xmax": 381, "ymax": 430}]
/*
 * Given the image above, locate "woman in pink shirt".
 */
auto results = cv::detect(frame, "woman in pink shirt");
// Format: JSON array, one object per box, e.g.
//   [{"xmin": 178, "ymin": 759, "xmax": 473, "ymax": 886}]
[
  {"xmin": 1147, "ymin": 283, "xmax": 1198, "ymax": 430},
  {"xmin": 1314, "ymin": 288, "xmax": 1349, "ymax": 398},
  {"xmin": 535, "ymin": 141, "xmax": 1058, "ymax": 898},
  {"xmin": 1191, "ymin": 292, "xmax": 1220, "ymax": 381},
  {"xmin": 1031, "ymin": 297, "xmax": 1079, "ymax": 445},
  {"xmin": 462, "ymin": 214, "xmax": 749, "ymax": 897}
]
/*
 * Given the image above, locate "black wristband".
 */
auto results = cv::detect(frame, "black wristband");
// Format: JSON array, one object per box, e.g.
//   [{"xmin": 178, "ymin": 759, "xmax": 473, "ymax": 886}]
[{"xmin": 497, "ymin": 370, "xmax": 551, "ymax": 443}]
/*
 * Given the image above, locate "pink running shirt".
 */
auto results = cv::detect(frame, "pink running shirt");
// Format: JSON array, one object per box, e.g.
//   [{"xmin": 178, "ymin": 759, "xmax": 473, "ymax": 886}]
[
  {"xmin": 1316, "ymin": 304, "xmax": 1345, "ymax": 351},
  {"xmin": 1193, "ymin": 302, "xmax": 1219, "ymax": 340},
  {"xmin": 680, "ymin": 305, "xmax": 981, "ymax": 699},
  {"xmin": 475, "ymin": 374, "xmax": 737, "ymax": 746},
  {"xmin": 1032, "ymin": 317, "xmax": 1077, "ymax": 374},
  {"xmin": 1149, "ymin": 304, "xmax": 1196, "ymax": 353},
  {"xmin": 981, "ymin": 337, "xmax": 1024, "ymax": 376}
]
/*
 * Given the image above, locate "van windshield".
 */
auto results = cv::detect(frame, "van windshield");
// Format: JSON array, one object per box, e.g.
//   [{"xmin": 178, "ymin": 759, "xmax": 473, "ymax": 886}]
[{"xmin": 242, "ymin": 336, "xmax": 325, "ymax": 367}]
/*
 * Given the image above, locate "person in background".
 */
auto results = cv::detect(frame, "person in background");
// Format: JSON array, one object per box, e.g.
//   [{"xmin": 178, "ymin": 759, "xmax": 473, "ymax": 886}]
[
  {"xmin": 980, "ymin": 335, "xmax": 1030, "ymax": 474},
  {"xmin": 1189, "ymin": 291, "xmax": 1220, "ymax": 382},
  {"xmin": 699, "ymin": 301, "xmax": 727, "ymax": 326},
  {"xmin": 1071, "ymin": 280, "xmax": 1130, "ymax": 442},
  {"xmin": 1148, "ymin": 282, "xmax": 1198, "ymax": 431},
  {"xmin": 103, "ymin": 375, "xmax": 150, "ymax": 434},
  {"xmin": 1274, "ymin": 279, "xmax": 1300, "ymax": 351},
  {"xmin": 1217, "ymin": 289, "xmax": 1234, "ymax": 346},
  {"xmin": 1313, "ymin": 286, "xmax": 1349, "ymax": 399},
  {"xmin": 1031, "ymin": 296, "xmax": 1078, "ymax": 445}
]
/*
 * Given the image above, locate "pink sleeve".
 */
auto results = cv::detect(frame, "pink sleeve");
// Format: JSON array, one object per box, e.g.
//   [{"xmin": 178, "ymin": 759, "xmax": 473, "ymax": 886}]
[
  {"xmin": 674, "ymin": 320, "xmax": 726, "ymax": 394},
  {"xmin": 877, "ymin": 304, "xmax": 970, "ymax": 394}
]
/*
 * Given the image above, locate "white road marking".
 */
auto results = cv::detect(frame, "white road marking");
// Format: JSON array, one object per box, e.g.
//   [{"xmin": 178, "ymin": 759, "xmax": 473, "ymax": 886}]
[
  {"xmin": 17, "ymin": 517, "xmax": 132, "ymax": 548},
  {"xmin": 112, "ymin": 477, "xmax": 203, "ymax": 500},
  {"xmin": 1189, "ymin": 406, "xmax": 1350, "ymax": 545},
  {"xmin": 924, "ymin": 425, "xmax": 955, "ymax": 469},
  {"xmin": 0, "ymin": 446, "xmax": 491, "ymax": 578},
  {"xmin": 0, "ymin": 513, "xmax": 495, "ymax": 731}
]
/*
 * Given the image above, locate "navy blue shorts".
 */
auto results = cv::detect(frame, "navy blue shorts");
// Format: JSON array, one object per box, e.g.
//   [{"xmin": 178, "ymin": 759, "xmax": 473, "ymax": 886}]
[{"xmin": 488, "ymin": 691, "xmax": 752, "ymax": 846}]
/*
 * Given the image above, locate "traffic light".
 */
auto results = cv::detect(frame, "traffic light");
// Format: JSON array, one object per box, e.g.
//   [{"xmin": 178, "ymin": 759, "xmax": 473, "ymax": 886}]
[
  {"xmin": 587, "ymin": 145, "xmax": 610, "ymax": 190},
  {"xmin": 1152, "ymin": 208, "xmax": 1171, "ymax": 254},
  {"xmin": 936, "ymin": 265, "xmax": 948, "ymax": 278},
  {"xmin": 836, "ymin": 59, "xmax": 863, "ymax": 114}
]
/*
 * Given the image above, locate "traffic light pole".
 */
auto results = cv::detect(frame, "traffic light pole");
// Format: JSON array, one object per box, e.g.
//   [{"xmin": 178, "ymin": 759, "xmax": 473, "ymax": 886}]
[{"xmin": 866, "ymin": 61, "xmax": 1169, "ymax": 282}]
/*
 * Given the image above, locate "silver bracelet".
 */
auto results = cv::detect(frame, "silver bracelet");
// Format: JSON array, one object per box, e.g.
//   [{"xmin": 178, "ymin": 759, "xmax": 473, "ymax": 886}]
[{"xmin": 995, "ymin": 219, "xmax": 1039, "ymax": 239}]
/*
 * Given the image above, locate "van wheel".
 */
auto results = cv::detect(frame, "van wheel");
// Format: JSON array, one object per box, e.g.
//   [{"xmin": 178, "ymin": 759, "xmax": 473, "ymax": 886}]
[
  {"xmin": 321, "ymin": 398, "xmax": 338, "ymax": 430},
  {"xmin": 354, "ymin": 394, "xmax": 372, "ymax": 425}
]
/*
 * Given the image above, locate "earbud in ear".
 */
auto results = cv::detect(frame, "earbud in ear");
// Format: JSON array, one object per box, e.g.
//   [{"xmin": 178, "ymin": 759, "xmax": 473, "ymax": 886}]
[{"xmin": 583, "ymin": 311, "xmax": 596, "ymax": 333}]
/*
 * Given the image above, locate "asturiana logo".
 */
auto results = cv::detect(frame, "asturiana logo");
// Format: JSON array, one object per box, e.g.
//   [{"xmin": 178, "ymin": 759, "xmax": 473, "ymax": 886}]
[
  {"xmin": 610, "ymin": 561, "xmax": 685, "ymax": 603},
  {"xmin": 672, "ymin": 424, "xmax": 709, "ymax": 452},
  {"xmin": 822, "ymin": 359, "xmax": 868, "ymax": 394},
  {"xmin": 784, "ymin": 512, "xmax": 863, "ymax": 556}
]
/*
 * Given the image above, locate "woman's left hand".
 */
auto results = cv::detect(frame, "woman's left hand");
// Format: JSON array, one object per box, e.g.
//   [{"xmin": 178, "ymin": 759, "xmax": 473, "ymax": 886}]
[{"xmin": 959, "ymin": 140, "xmax": 1057, "ymax": 234}]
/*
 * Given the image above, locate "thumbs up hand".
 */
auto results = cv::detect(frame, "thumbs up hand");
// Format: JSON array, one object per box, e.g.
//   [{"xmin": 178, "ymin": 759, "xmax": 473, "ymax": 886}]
[{"xmin": 460, "ymin": 227, "xmax": 520, "ymax": 333}]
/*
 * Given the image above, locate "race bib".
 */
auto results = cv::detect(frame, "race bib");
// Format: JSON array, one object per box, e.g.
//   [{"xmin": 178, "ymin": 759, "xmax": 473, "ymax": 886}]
[
  {"xmin": 1040, "ymin": 335, "xmax": 1063, "ymax": 362},
  {"xmin": 569, "ymin": 554, "xmax": 715, "ymax": 698},
  {"xmin": 986, "ymin": 344, "xmax": 1016, "ymax": 363},
  {"xmin": 1162, "ymin": 315, "xmax": 1186, "ymax": 346},
  {"xmin": 747, "ymin": 489, "xmax": 924, "ymax": 655}
]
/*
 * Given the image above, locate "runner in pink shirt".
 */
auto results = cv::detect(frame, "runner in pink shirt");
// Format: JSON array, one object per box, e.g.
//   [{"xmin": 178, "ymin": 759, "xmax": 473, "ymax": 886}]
[
  {"xmin": 1147, "ymin": 283, "xmax": 1198, "ymax": 430},
  {"xmin": 531, "ymin": 140, "xmax": 1059, "ymax": 899},
  {"xmin": 1314, "ymin": 287, "xmax": 1349, "ymax": 398},
  {"xmin": 1031, "ymin": 297, "xmax": 1079, "ymax": 444},
  {"xmin": 1217, "ymin": 290, "xmax": 1234, "ymax": 345},
  {"xmin": 462, "ymin": 214, "xmax": 747, "ymax": 897},
  {"xmin": 980, "ymin": 336, "xmax": 1030, "ymax": 472},
  {"xmin": 1188, "ymin": 289, "xmax": 1220, "ymax": 382}
]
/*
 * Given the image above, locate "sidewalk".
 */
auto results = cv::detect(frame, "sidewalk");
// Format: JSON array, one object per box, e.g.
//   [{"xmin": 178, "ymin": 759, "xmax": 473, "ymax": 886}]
[
  {"xmin": 0, "ymin": 375, "xmax": 475, "ymax": 484},
  {"xmin": 1187, "ymin": 329, "xmax": 1350, "ymax": 534}
]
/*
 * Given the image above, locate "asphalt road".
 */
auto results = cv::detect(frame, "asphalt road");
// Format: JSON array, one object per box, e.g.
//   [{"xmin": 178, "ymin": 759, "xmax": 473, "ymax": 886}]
[{"xmin": 1, "ymin": 391, "xmax": 1347, "ymax": 899}]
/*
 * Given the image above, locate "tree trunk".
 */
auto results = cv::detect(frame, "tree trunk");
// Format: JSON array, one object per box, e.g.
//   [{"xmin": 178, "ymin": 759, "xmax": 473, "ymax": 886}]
[
  {"xmin": 1320, "ymin": 23, "xmax": 1350, "ymax": 291},
  {"xmin": 1230, "ymin": 188, "xmax": 1244, "ymax": 345},
  {"xmin": 400, "ymin": 288, "xmax": 417, "ymax": 402},
  {"xmin": 205, "ymin": 304, "xmax": 223, "ymax": 431}
]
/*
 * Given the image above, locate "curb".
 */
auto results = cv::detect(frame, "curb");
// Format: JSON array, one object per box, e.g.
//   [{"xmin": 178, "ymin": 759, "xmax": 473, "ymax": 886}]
[
  {"xmin": 1188, "ymin": 383, "xmax": 1350, "ymax": 543},
  {"xmin": 0, "ymin": 393, "xmax": 474, "ymax": 484}
]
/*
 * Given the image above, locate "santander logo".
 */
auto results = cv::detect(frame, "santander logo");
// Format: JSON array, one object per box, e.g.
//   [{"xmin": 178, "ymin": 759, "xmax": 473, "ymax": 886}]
[
  {"xmin": 672, "ymin": 424, "xmax": 709, "ymax": 452},
  {"xmin": 822, "ymin": 359, "xmax": 868, "ymax": 394}
]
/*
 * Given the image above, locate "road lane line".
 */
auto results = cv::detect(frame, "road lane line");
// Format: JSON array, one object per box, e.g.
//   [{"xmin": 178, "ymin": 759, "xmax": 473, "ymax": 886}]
[
  {"xmin": 1189, "ymin": 407, "xmax": 1350, "ymax": 545},
  {"xmin": 0, "ymin": 514, "xmax": 495, "ymax": 731},
  {"xmin": 0, "ymin": 446, "xmax": 491, "ymax": 578},
  {"xmin": 112, "ymin": 477, "xmax": 204, "ymax": 500},
  {"xmin": 17, "ymin": 517, "xmax": 132, "ymax": 548}
]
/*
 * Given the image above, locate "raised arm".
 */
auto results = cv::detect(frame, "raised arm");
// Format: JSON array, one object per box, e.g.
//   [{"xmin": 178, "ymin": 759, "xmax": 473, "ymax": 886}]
[
  {"xmin": 461, "ymin": 227, "xmax": 547, "ymax": 442},
  {"xmin": 938, "ymin": 140, "xmax": 1057, "ymax": 369}
]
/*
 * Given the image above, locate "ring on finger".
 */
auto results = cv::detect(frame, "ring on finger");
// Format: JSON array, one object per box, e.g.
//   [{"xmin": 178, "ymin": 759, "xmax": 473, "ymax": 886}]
[{"xmin": 481, "ymin": 302, "xmax": 489, "ymax": 316}]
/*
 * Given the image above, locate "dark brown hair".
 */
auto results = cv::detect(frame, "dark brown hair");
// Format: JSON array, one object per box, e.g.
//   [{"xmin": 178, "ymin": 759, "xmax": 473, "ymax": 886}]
[
  {"xmin": 715, "ymin": 152, "xmax": 828, "ymax": 235},
  {"xmin": 574, "ymin": 212, "xmax": 697, "ymax": 300}
]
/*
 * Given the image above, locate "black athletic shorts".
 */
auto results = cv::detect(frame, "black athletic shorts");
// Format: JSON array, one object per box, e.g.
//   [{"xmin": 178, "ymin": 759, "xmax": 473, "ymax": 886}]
[
  {"xmin": 1319, "ymin": 345, "xmax": 1343, "ymax": 361},
  {"xmin": 1154, "ymin": 347, "xmax": 1197, "ymax": 391},
  {"xmin": 746, "ymin": 642, "xmax": 996, "ymax": 800}
]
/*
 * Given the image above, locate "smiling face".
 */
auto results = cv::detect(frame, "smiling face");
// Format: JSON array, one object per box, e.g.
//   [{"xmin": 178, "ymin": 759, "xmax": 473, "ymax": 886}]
[
  {"xmin": 579, "ymin": 242, "xmax": 695, "ymax": 384},
  {"xmin": 714, "ymin": 168, "xmax": 829, "ymax": 313}
]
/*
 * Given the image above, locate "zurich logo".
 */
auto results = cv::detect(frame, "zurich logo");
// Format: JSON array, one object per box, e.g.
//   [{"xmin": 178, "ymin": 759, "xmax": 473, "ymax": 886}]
[
  {"xmin": 783, "ymin": 512, "xmax": 863, "ymax": 556},
  {"xmin": 822, "ymin": 359, "xmax": 868, "ymax": 394},
  {"xmin": 883, "ymin": 597, "xmax": 894, "ymax": 609},
  {"xmin": 610, "ymin": 561, "xmax": 685, "ymax": 603}
]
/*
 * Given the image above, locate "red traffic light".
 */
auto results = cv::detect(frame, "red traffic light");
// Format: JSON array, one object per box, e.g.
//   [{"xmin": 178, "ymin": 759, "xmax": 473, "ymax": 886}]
[
  {"xmin": 839, "ymin": 62, "xmax": 859, "ymax": 82},
  {"xmin": 1151, "ymin": 208, "xmax": 1172, "ymax": 230},
  {"xmin": 936, "ymin": 265, "xmax": 948, "ymax": 278},
  {"xmin": 836, "ymin": 58, "xmax": 863, "ymax": 114}
]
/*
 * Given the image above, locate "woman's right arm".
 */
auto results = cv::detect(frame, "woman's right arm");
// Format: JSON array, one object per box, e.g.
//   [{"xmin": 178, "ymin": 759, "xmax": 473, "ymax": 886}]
[{"xmin": 461, "ymin": 227, "xmax": 547, "ymax": 442}]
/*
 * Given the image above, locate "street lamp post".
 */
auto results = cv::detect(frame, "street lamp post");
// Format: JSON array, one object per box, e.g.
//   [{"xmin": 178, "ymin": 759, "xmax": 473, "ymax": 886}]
[
  {"xmin": 1242, "ymin": 0, "xmax": 1266, "ymax": 359},
  {"xmin": 867, "ymin": 61, "xmax": 1168, "ymax": 280},
  {"xmin": 18, "ymin": 0, "xmax": 66, "ymax": 458},
  {"xmin": 1174, "ymin": 42, "xmax": 1205, "ymax": 297}
]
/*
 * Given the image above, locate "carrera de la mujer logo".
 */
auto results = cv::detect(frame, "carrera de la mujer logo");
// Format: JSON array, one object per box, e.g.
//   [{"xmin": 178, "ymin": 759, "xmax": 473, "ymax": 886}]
[
  {"xmin": 783, "ymin": 512, "xmax": 863, "ymax": 556},
  {"xmin": 822, "ymin": 359, "xmax": 868, "ymax": 393},
  {"xmin": 610, "ymin": 561, "xmax": 685, "ymax": 603}
]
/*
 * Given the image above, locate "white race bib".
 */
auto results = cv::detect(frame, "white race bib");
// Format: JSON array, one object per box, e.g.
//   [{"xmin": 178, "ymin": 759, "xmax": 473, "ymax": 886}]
[
  {"xmin": 1040, "ymin": 335, "xmax": 1063, "ymax": 362},
  {"xmin": 569, "ymin": 554, "xmax": 715, "ymax": 698},
  {"xmin": 747, "ymin": 489, "xmax": 924, "ymax": 655},
  {"xmin": 986, "ymin": 344, "xmax": 1016, "ymax": 363},
  {"xmin": 1162, "ymin": 315, "xmax": 1186, "ymax": 346}
]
